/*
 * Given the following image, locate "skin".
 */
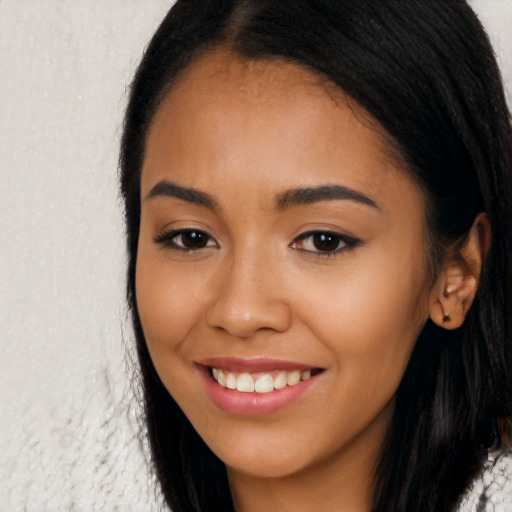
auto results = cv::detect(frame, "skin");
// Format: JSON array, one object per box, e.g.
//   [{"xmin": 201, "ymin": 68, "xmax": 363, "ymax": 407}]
[{"xmin": 135, "ymin": 51, "xmax": 483, "ymax": 512}]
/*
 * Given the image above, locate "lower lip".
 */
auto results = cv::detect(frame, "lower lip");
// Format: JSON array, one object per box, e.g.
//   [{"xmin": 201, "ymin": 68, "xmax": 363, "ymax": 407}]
[{"xmin": 198, "ymin": 366, "xmax": 320, "ymax": 415}]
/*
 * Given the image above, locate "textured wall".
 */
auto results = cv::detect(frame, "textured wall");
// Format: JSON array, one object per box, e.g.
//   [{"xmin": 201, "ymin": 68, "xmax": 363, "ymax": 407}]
[
  {"xmin": 0, "ymin": 2, "xmax": 174, "ymax": 510},
  {"xmin": 1, "ymin": 1, "xmax": 511, "ymax": 510}
]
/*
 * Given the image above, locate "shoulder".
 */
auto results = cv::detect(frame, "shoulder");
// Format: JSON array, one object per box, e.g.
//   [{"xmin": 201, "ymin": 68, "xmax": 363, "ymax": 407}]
[{"xmin": 457, "ymin": 450, "xmax": 512, "ymax": 512}]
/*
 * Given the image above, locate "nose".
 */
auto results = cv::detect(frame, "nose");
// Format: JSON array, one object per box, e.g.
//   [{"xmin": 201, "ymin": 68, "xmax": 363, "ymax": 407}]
[{"xmin": 206, "ymin": 251, "xmax": 292, "ymax": 338}]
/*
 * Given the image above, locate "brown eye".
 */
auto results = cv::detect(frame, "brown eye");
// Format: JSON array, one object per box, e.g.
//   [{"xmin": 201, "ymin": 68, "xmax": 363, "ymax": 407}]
[
  {"xmin": 290, "ymin": 231, "xmax": 360, "ymax": 256},
  {"xmin": 311, "ymin": 233, "xmax": 341, "ymax": 252},
  {"xmin": 179, "ymin": 230, "xmax": 210, "ymax": 249},
  {"xmin": 154, "ymin": 229, "xmax": 217, "ymax": 251}
]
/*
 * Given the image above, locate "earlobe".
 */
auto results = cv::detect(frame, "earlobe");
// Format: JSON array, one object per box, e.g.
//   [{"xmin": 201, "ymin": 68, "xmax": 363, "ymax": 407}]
[
  {"xmin": 429, "ymin": 213, "xmax": 490, "ymax": 330},
  {"xmin": 429, "ymin": 268, "xmax": 477, "ymax": 329}
]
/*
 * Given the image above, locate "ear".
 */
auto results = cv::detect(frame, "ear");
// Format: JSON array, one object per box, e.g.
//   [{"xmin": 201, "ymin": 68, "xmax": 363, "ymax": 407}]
[{"xmin": 429, "ymin": 213, "xmax": 490, "ymax": 330}]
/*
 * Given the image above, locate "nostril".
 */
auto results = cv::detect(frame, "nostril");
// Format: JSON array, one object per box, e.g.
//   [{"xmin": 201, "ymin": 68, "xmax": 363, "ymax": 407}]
[{"xmin": 206, "ymin": 299, "xmax": 292, "ymax": 338}]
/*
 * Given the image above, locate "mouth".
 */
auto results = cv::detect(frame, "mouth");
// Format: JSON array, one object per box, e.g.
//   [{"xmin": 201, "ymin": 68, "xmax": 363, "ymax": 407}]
[
  {"xmin": 196, "ymin": 357, "xmax": 326, "ymax": 414},
  {"xmin": 207, "ymin": 366, "xmax": 324, "ymax": 393},
  {"xmin": 197, "ymin": 359, "xmax": 325, "ymax": 414}
]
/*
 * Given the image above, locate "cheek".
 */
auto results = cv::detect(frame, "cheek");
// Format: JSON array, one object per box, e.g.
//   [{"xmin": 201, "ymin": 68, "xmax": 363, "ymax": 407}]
[
  {"xmin": 135, "ymin": 248, "xmax": 208, "ymax": 367},
  {"xmin": 295, "ymin": 245, "xmax": 429, "ymax": 396}
]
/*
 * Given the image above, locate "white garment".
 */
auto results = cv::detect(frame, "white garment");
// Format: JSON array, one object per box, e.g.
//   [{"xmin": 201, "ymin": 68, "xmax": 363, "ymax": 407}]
[{"xmin": 458, "ymin": 451, "xmax": 512, "ymax": 512}]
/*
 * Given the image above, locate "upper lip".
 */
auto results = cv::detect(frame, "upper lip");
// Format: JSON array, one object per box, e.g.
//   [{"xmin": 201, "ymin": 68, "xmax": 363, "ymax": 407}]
[{"xmin": 197, "ymin": 357, "xmax": 321, "ymax": 373}]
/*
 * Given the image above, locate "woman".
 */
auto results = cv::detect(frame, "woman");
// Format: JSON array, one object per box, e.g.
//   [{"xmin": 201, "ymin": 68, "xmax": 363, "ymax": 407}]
[{"xmin": 120, "ymin": 1, "xmax": 512, "ymax": 511}]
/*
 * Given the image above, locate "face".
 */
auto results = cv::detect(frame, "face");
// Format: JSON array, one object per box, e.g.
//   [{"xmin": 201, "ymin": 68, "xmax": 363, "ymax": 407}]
[{"xmin": 136, "ymin": 52, "xmax": 432, "ymax": 484}]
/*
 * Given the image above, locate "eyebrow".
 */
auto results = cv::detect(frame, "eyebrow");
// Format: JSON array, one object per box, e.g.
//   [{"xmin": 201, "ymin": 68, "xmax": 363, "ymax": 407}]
[
  {"xmin": 276, "ymin": 185, "xmax": 379, "ymax": 210},
  {"xmin": 145, "ymin": 180, "xmax": 379, "ymax": 212},
  {"xmin": 145, "ymin": 181, "xmax": 217, "ymax": 210}
]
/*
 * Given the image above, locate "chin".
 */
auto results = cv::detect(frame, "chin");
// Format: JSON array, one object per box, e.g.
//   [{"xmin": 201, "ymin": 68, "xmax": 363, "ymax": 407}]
[{"xmin": 223, "ymin": 452, "xmax": 311, "ymax": 480}]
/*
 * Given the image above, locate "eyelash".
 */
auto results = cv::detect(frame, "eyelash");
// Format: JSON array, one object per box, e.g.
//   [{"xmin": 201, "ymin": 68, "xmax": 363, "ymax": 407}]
[
  {"xmin": 154, "ymin": 229, "xmax": 361, "ymax": 257},
  {"xmin": 290, "ymin": 230, "xmax": 361, "ymax": 258},
  {"xmin": 153, "ymin": 229, "xmax": 217, "ymax": 252}
]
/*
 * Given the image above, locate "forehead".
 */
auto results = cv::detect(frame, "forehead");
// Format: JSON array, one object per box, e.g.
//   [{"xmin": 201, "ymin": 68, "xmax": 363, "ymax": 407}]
[
  {"xmin": 171, "ymin": 50, "xmax": 331, "ymax": 102},
  {"xmin": 152, "ymin": 51, "xmax": 386, "ymax": 138},
  {"xmin": 143, "ymin": 50, "xmax": 420, "ymax": 215}
]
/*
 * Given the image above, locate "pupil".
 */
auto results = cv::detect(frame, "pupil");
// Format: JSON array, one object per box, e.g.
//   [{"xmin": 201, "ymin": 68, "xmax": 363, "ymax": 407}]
[
  {"xmin": 313, "ymin": 233, "xmax": 339, "ymax": 251},
  {"xmin": 183, "ymin": 231, "xmax": 207, "ymax": 248}
]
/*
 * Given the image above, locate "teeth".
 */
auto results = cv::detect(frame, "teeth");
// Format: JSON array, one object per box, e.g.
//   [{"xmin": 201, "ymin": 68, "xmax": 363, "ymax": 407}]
[
  {"xmin": 287, "ymin": 370, "xmax": 301, "ymax": 386},
  {"xmin": 254, "ymin": 374, "xmax": 274, "ymax": 393},
  {"xmin": 210, "ymin": 367, "xmax": 316, "ymax": 392},
  {"xmin": 237, "ymin": 373, "xmax": 255, "ymax": 393},
  {"xmin": 225, "ymin": 372, "xmax": 237, "ymax": 390},
  {"xmin": 274, "ymin": 371, "xmax": 287, "ymax": 390}
]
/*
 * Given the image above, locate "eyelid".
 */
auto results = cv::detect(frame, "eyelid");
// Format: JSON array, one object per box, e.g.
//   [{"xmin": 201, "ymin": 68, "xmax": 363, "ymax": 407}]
[
  {"xmin": 153, "ymin": 227, "xmax": 360, "ymax": 256},
  {"xmin": 290, "ymin": 230, "xmax": 361, "ymax": 256},
  {"xmin": 153, "ymin": 228, "xmax": 218, "ymax": 251}
]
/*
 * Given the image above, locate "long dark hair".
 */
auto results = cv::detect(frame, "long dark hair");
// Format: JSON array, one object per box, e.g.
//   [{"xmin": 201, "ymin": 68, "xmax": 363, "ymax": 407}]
[{"xmin": 120, "ymin": 1, "xmax": 512, "ymax": 511}]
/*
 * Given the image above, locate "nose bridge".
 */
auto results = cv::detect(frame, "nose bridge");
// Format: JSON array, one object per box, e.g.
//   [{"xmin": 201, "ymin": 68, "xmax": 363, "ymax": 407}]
[{"xmin": 206, "ymin": 241, "xmax": 291, "ymax": 337}]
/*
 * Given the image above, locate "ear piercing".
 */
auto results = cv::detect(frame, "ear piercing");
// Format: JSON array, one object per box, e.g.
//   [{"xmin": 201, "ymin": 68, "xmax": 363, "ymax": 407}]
[
  {"xmin": 440, "ymin": 301, "xmax": 452, "ymax": 323},
  {"xmin": 441, "ymin": 284, "xmax": 456, "ymax": 323}
]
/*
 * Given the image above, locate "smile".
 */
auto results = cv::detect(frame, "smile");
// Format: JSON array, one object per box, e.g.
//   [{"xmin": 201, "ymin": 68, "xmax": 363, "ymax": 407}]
[
  {"xmin": 198, "ymin": 360, "xmax": 325, "ymax": 415},
  {"xmin": 209, "ymin": 367, "xmax": 319, "ymax": 393}
]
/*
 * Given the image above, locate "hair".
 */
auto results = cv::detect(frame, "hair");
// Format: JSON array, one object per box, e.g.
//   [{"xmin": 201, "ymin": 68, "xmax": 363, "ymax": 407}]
[{"xmin": 119, "ymin": 1, "xmax": 512, "ymax": 511}]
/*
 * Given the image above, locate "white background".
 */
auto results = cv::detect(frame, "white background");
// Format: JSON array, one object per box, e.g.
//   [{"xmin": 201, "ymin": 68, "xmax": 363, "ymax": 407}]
[{"xmin": 1, "ymin": 1, "xmax": 511, "ymax": 510}]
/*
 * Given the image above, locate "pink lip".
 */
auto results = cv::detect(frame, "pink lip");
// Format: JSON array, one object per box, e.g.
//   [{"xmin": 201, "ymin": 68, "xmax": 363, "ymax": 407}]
[
  {"xmin": 196, "ymin": 358, "xmax": 323, "ymax": 415},
  {"xmin": 199, "ymin": 356, "xmax": 317, "ymax": 373}
]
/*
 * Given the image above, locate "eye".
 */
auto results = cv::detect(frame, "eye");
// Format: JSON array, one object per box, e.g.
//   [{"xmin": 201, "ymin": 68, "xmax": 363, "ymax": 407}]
[
  {"xmin": 291, "ymin": 231, "xmax": 360, "ymax": 255},
  {"xmin": 154, "ymin": 229, "xmax": 217, "ymax": 251}
]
